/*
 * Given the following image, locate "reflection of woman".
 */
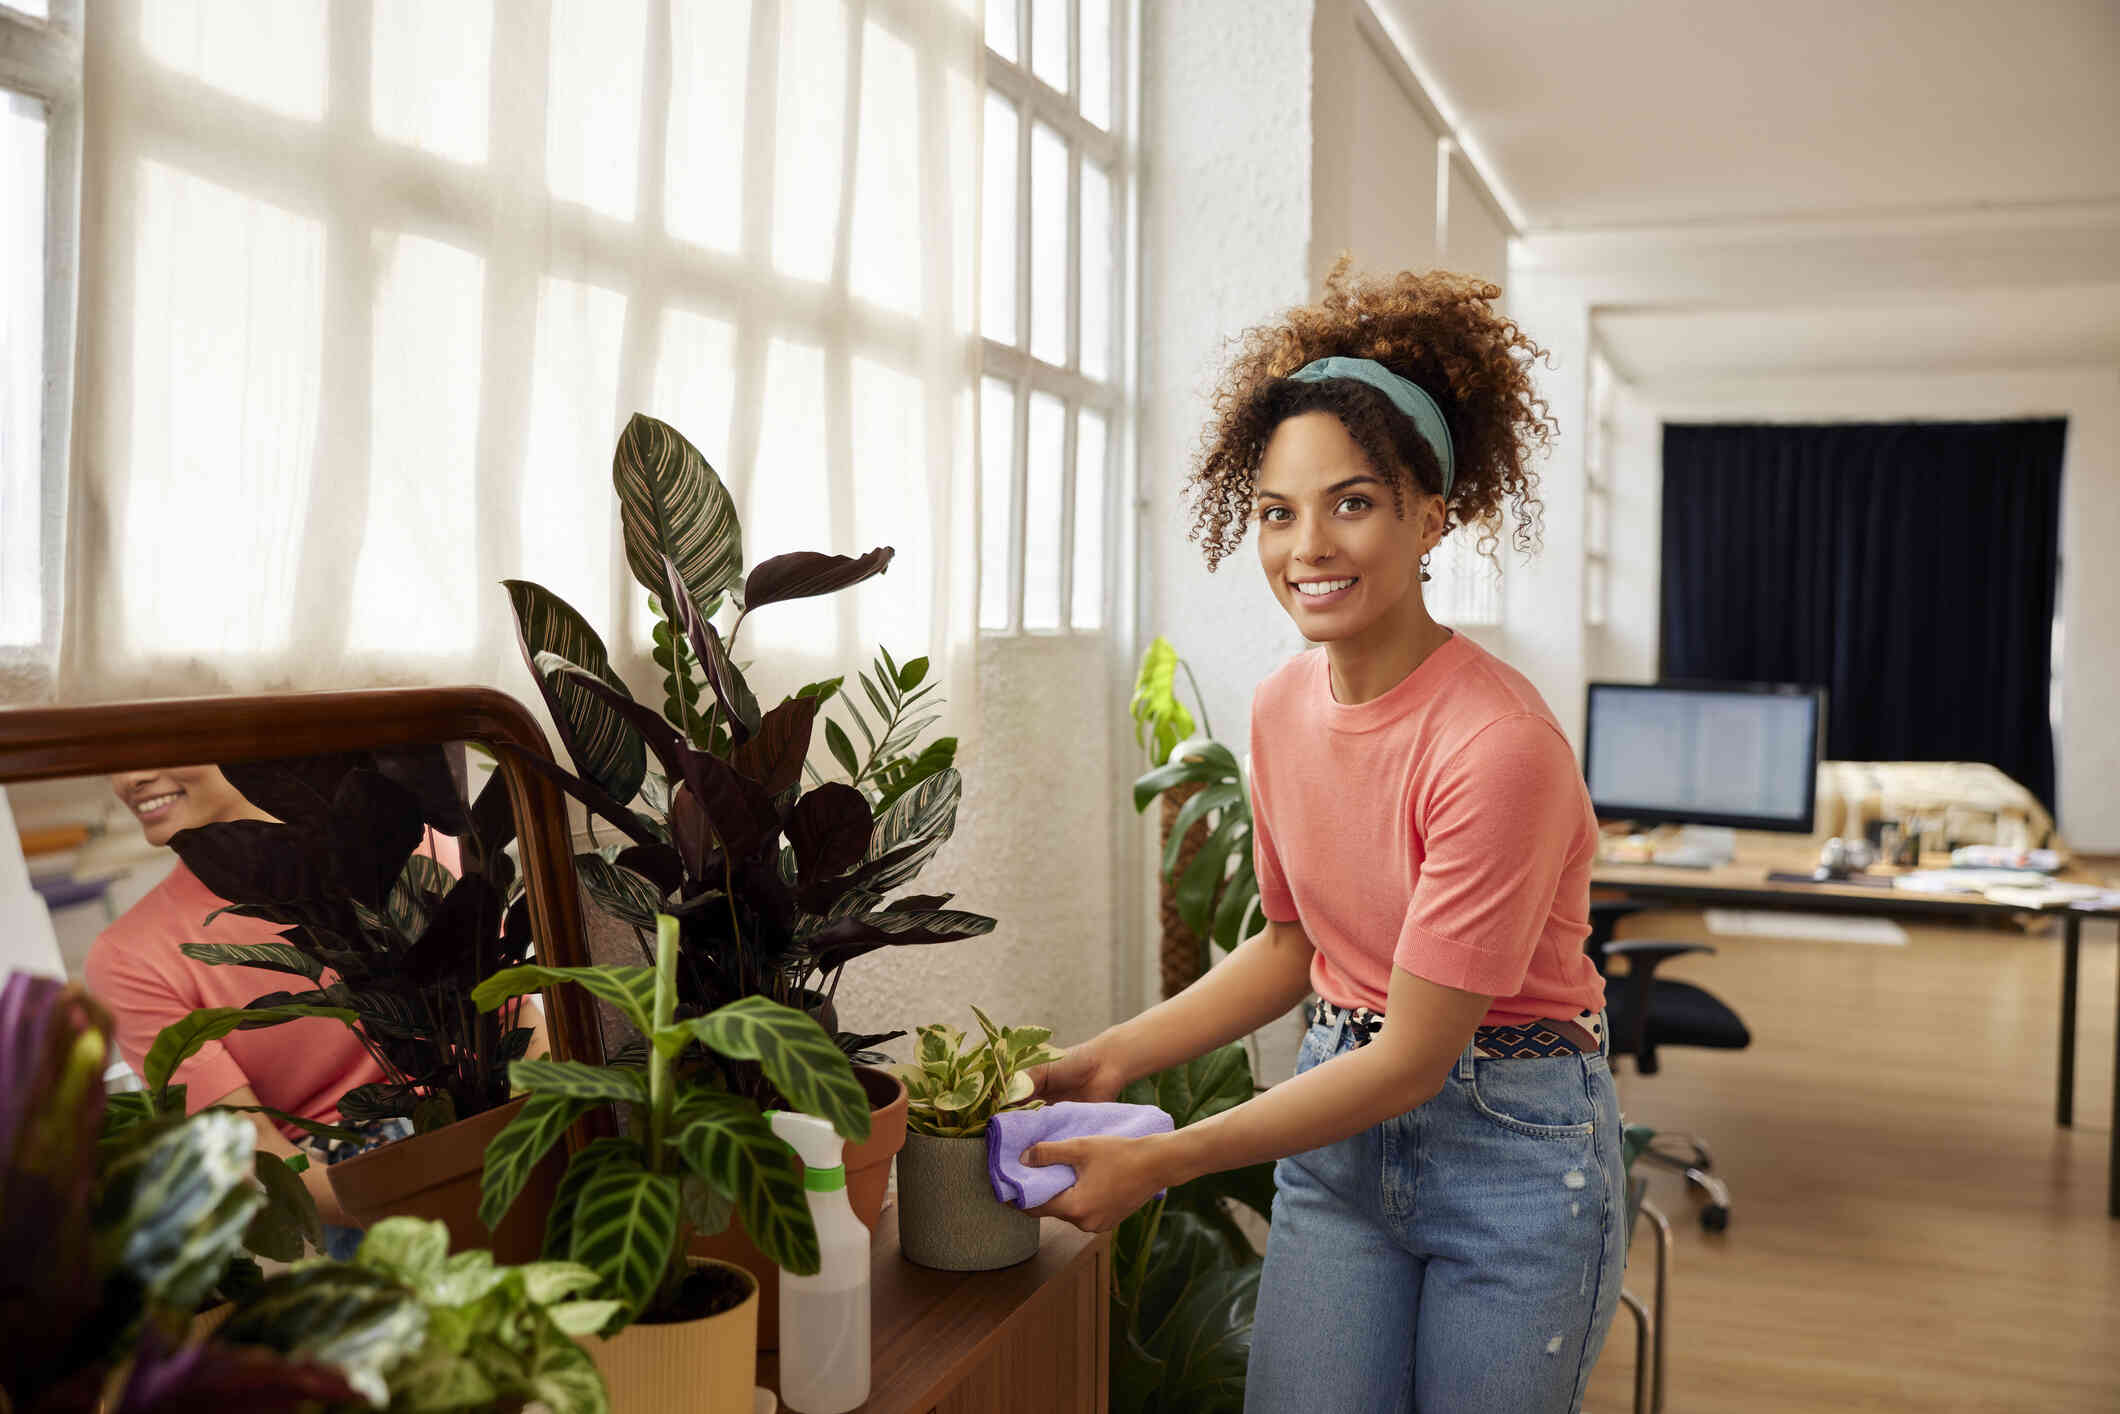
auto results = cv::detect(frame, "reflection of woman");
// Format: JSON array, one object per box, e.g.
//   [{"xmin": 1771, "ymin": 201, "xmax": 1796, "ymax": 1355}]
[
  {"xmin": 85, "ymin": 765, "xmax": 443, "ymax": 1249},
  {"xmin": 1025, "ymin": 269, "xmax": 1621, "ymax": 1411}
]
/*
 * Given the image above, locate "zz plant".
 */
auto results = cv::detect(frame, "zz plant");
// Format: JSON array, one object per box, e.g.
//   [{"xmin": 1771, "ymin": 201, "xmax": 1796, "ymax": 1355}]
[
  {"xmin": 471, "ymin": 915, "xmax": 870, "ymax": 1329},
  {"xmin": 900, "ymin": 1007, "xmax": 1066, "ymax": 1139}
]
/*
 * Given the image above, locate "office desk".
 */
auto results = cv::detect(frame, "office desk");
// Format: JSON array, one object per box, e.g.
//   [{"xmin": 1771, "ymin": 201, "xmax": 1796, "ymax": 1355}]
[{"xmin": 1592, "ymin": 834, "xmax": 2120, "ymax": 1216}]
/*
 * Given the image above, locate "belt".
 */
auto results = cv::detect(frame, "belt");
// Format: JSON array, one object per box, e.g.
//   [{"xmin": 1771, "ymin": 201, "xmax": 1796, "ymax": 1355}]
[{"xmin": 1307, "ymin": 997, "xmax": 1604, "ymax": 1059}]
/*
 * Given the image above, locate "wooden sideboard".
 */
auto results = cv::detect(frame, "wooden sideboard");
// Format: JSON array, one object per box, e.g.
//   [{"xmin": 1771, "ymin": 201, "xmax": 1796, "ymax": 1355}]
[{"xmin": 758, "ymin": 1209, "xmax": 1110, "ymax": 1414}]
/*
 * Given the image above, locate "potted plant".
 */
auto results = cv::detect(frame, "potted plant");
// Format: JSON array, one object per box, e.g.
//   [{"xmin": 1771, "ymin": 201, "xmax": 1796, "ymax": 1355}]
[
  {"xmin": 471, "ymin": 913, "xmax": 870, "ymax": 1413},
  {"xmin": 1129, "ymin": 637, "xmax": 1267, "ymax": 998},
  {"xmin": 163, "ymin": 746, "xmax": 557, "ymax": 1259},
  {"xmin": 0, "ymin": 970, "xmax": 614, "ymax": 1414},
  {"xmin": 896, "ymin": 1008, "xmax": 1066, "ymax": 1271}
]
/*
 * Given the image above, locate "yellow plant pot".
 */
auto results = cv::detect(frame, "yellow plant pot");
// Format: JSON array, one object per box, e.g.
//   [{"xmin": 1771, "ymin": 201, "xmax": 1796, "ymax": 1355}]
[{"xmin": 590, "ymin": 1259, "xmax": 759, "ymax": 1414}]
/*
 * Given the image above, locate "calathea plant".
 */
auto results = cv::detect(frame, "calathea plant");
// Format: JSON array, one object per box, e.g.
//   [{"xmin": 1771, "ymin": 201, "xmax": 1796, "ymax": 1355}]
[
  {"xmin": 470, "ymin": 916, "xmax": 870, "ymax": 1327},
  {"xmin": 165, "ymin": 746, "xmax": 537, "ymax": 1132},
  {"xmin": 501, "ymin": 413, "xmax": 994, "ymax": 1068}
]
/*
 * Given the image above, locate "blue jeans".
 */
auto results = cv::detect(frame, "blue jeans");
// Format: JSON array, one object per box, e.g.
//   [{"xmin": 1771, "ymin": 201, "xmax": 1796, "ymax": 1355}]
[
  {"xmin": 1245, "ymin": 1012, "xmax": 1626, "ymax": 1413},
  {"xmin": 307, "ymin": 1117, "xmax": 414, "ymax": 1261}
]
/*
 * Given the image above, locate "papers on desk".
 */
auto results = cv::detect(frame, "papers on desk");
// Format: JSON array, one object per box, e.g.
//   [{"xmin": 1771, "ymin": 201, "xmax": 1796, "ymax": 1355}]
[
  {"xmin": 1982, "ymin": 883, "xmax": 2111, "ymax": 910},
  {"xmin": 1892, "ymin": 869, "xmax": 2050, "ymax": 895},
  {"xmin": 1705, "ymin": 910, "xmax": 1909, "ymax": 945}
]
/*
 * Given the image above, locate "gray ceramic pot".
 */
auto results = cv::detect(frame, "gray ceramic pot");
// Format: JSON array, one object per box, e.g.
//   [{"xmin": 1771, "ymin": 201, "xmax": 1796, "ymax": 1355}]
[{"xmin": 896, "ymin": 1130, "xmax": 1042, "ymax": 1272}]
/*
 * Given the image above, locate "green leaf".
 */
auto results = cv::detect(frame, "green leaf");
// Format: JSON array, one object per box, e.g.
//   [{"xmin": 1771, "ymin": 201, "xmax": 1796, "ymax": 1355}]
[
  {"xmin": 854, "ymin": 768, "xmax": 961, "ymax": 892},
  {"xmin": 544, "ymin": 1137, "xmax": 647, "ymax": 1261},
  {"xmin": 1174, "ymin": 814, "xmax": 1246, "ymax": 937},
  {"xmin": 678, "ymin": 996, "xmax": 871, "ymax": 1143},
  {"xmin": 252, "ymin": 1149, "xmax": 325, "ymax": 1257},
  {"xmin": 515, "ymin": 1261, "xmax": 606, "ymax": 1305},
  {"xmin": 896, "ymin": 655, "xmax": 930, "ymax": 691},
  {"xmin": 509, "ymin": 1058, "xmax": 651, "ymax": 1106},
  {"xmin": 96, "ymin": 1110, "xmax": 265, "ymax": 1317},
  {"xmin": 480, "ymin": 1092, "xmax": 598, "ymax": 1231},
  {"xmin": 613, "ymin": 412, "xmax": 744, "ymax": 613},
  {"xmin": 567, "ymin": 1165, "xmax": 682, "ymax": 1323},
  {"xmin": 680, "ymin": 1172, "xmax": 735, "ymax": 1238},
  {"xmin": 670, "ymin": 1090, "xmax": 820, "ymax": 1275},
  {"xmin": 825, "ymin": 717, "xmax": 860, "ymax": 778},
  {"xmin": 1161, "ymin": 781, "xmax": 1245, "ymax": 877},
  {"xmin": 575, "ymin": 853, "xmax": 667, "ymax": 932},
  {"xmin": 504, "ymin": 579, "xmax": 649, "ymax": 808},
  {"xmin": 1154, "ymin": 1264, "xmax": 1261, "ymax": 1412},
  {"xmin": 388, "ymin": 853, "xmax": 457, "ymax": 938},
  {"xmin": 176, "ymin": 941, "xmax": 322, "ymax": 982},
  {"xmin": 473, "ymin": 963, "xmax": 657, "ymax": 1038},
  {"xmin": 1129, "ymin": 636, "xmax": 1197, "ymax": 767},
  {"xmin": 217, "ymin": 1265, "xmax": 428, "ymax": 1410},
  {"xmin": 143, "ymin": 1004, "xmax": 357, "ymax": 1100},
  {"xmin": 412, "ymin": 1091, "xmax": 459, "ymax": 1135},
  {"xmin": 525, "ymin": 1320, "xmax": 615, "ymax": 1414},
  {"xmin": 1120, "ymin": 1043, "xmax": 1256, "ymax": 1130},
  {"xmin": 1211, "ymin": 857, "xmax": 1259, "ymax": 951},
  {"xmin": 354, "ymin": 1214, "xmax": 450, "ymax": 1284}
]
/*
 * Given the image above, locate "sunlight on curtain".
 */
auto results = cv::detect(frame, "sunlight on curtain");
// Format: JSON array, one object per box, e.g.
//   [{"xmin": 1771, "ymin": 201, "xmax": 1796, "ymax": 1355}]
[
  {"xmin": 522, "ymin": 276, "xmax": 626, "ymax": 633},
  {"xmin": 65, "ymin": 0, "xmax": 982, "ymax": 721},
  {"xmin": 772, "ymin": 0, "xmax": 848, "ymax": 284},
  {"xmin": 0, "ymin": 93, "xmax": 44, "ymax": 648},
  {"xmin": 665, "ymin": 0, "xmax": 749, "ymax": 254},
  {"xmin": 120, "ymin": 162, "xmax": 322, "ymax": 660},
  {"xmin": 371, "ymin": 0, "xmax": 492, "ymax": 165},
  {"xmin": 140, "ymin": 0, "xmax": 325, "ymax": 122},
  {"xmin": 347, "ymin": 235, "xmax": 484, "ymax": 659}
]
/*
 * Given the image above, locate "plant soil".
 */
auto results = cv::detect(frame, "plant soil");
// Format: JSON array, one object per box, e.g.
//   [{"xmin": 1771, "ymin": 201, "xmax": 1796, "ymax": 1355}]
[{"xmin": 641, "ymin": 1264, "xmax": 754, "ymax": 1324}]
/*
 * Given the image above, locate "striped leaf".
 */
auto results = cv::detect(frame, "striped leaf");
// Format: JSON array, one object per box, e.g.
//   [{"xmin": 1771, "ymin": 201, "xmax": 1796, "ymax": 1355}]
[
  {"xmin": 479, "ymin": 1091, "xmax": 598, "ymax": 1231},
  {"xmin": 568, "ymin": 1165, "xmax": 682, "ymax": 1322},
  {"xmin": 612, "ymin": 413, "xmax": 744, "ymax": 614},
  {"xmin": 509, "ymin": 1058, "xmax": 650, "ymax": 1106},
  {"xmin": 504, "ymin": 579, "xmax": 648, "ymax": 809},
  {"xmin": 142, "ymin": 1004, "xmax": 357, "ymax": 1101},
  {"xmin": 176, "ymin": 941, "xmax": 322, "ymax": 983},
  {"xmin": 525, "ymin": 1323, "xmax": 613, "ymax": 1414},
  {"xmin": 670, "ymin": 1090, "xmax": 818, "ymax": 1275},
  {"xmin": 388, "ymin": 853, "xmax": 456, "ymax": 938},
  {"xmin": 473, "ymin": 963, "xmax": 658, "ymax": 1039},
  {"xmin": 542, "ymin": 1137, "xmax": 646, "ymax": 1263},
  {"xmin": 574, "ymin": 852, "xmax": 665, "ymax": 932},
  {"xmin": 679, "ymin": 996, "xmax": 870, "ymax": 1143},
  {"xmin": 98, "ymin": 1109, "xmax": 265, "ymax": 1315},
  {"xmin": 216, "ymin": 1265, "xmax": 428, "ymax": 1410}
]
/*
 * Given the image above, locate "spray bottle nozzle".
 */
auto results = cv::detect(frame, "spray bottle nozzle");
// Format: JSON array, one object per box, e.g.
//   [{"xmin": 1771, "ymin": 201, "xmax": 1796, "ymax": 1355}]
[{"xmin": 767, "ymin": 1110, "xmax": 848, "ymax": 1192}]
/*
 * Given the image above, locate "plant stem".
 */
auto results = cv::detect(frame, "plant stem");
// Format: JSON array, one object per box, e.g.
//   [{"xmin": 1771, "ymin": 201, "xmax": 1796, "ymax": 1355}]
[
  {"xmin": 647, "ymin": 914, "xmax": 679, "ymax": 1175},
  {"xmin": 1128, "ymin": 1196, "xmax": 1165, "ymax": 1306},
  {"xmin": 1178, "ymin": 658, "xmax": 1215, "ymax": 741}
]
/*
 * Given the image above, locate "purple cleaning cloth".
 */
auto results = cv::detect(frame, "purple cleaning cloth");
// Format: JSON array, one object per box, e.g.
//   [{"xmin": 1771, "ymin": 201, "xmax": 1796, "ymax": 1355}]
[{"xmin": 987, "ymin": 1102, "xmax": 1175, "ymax": 1210}]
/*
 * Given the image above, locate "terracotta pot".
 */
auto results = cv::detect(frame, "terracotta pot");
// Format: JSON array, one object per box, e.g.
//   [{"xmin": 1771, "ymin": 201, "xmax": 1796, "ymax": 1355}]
[
  {"xmin": 896, "ymin": 1130, "xmax": 1041, "ymax": 1272},
  {"xmin": 691, "ymin": 1065, "xmax": 904, "ymax": 1352},
  {"xmin": 590, "ymin": 1259, "xmax": 758, "ymax": 1414},
  {"xmin": 326, "ymin": 1095, "xmax": 563, "ymax": 1264}
]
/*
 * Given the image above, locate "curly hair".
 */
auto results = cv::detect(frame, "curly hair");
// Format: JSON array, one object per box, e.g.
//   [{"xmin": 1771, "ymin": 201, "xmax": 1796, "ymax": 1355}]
[{"xmin": 1185, "ymin": 259, "xmax": 1556, "ymax": 571}]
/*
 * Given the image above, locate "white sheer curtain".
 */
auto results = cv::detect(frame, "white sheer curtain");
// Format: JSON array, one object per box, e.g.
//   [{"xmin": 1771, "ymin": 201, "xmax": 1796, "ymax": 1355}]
[{"xmin": 61, "ymin": 0, "xmax": 980, "ymax": 725}]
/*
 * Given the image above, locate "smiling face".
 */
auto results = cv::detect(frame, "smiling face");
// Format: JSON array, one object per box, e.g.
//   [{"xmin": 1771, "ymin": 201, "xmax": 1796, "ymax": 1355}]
[
  {"xmin": 107, "ymin": 765, "xmax": 265, "ymax": 847},
  {"xmin": 1254, "ymin": 410, "xmax": 1444, "ymax": 646}
]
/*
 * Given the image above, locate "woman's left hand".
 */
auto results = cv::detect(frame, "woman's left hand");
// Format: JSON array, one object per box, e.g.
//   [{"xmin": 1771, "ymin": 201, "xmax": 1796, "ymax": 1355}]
[{"xmin": 1022, "ymin": 1134, "xmax": 1172, "ymax": 1233}]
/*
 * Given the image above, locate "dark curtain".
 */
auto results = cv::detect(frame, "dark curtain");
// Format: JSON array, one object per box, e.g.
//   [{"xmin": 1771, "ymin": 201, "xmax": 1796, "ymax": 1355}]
[{"xmin": 1660, "ymin": 419, "xmax": 2066, "ymax": 808}]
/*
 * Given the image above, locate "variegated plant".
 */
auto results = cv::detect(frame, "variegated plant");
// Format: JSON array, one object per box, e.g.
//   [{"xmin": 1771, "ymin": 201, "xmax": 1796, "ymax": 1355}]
[
  {"xmin": 471, "ymin": 915, "xmax": 869, "ymax": 1332},
  {"xmin": 901, "ymin": 1007, "xmax": 1067, "ymax": 1139}
]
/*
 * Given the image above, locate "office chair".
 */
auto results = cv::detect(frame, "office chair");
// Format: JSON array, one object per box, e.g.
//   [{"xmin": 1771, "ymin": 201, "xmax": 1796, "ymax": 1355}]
[{"xmin": 1590, "ymin": 901, "xmax": 1752, "ymax": 1231}]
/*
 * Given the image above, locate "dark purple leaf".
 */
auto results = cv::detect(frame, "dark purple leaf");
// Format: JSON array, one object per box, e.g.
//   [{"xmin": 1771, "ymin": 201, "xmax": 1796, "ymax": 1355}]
[
  {"xmin": 668, "ymin": 785, "xmax": 716, "ymax": 880},
  {"xmin": 498, "ymin": 745, "xmax": 659, "ymax": 847},
  {"xmin": 324, "ymin": 771, "xmax": 426, "ymax": 909},
  {"xmin": 542, "ymin": 658, "xmax": 687, "ymax": 784},
  {"xmin": 676, "ymin": 747, "xmax": 781, "ymax": 861},
  {"xmin": 401, "ymin": 876, "xmax": 505, "ymax": 987},
  {"xmin": 786, "ymin": 784, "xmax": 873, "ymax": 882},
  {"xmin": 218, "ymin": 754, "xmax": 367, "ymax": 831},
  {"xmin": 170, "ymin": 821, "xmax": 323, "ymax": 908},
  {"xmin": 116, "ymin": 1321, "xmax": 363, "ymax": 1413},
  {"xmin": 616, "ymin": 843, "xmax": 686, "ymax": 899},
  {"xmin": 806, "ymin": 907, "xmax": 998, "ymax": 974},
  {"xmin": 886, "ymin": 893, "xmax": 954, "ymax": 912},
  {"xmin": 695, "ymin": 619, "xmax": 761, "ymax": 745},
  {"xmin": 369, "ymin": 745, "xmax": 470, "ymax": 837},
  {"xmin": 729, "ymin": 695, "xmax": 820, "ymax": 794},
  {"xmin": 742, "ymin": 547, "xmax": 895, "ymax": 610}
]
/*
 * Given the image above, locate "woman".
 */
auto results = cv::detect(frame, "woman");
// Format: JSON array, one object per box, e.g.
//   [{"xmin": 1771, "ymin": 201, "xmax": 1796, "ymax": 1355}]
[
  {"xmin": 84, "ymin": 763, "xmax": 503, "ymax": 1256},
  {"xmin": 1024, "ymin": 265, "xmax": 1622, "ymax": 1413}
]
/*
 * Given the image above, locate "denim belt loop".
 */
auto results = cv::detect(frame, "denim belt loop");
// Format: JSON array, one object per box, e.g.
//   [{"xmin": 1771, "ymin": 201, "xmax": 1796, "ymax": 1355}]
[
  {"xmin": 1455, "ymin": 1039, "xmax": 1477, "ymax": 1081},
  {"xmin": 1323, "ymin": 1003, "xmax": 1349, "ymax": 1052}
]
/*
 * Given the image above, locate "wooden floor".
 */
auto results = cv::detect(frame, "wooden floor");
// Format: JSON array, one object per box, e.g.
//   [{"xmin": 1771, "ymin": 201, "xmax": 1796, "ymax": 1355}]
[{"xmin": 1581, "ymin": 907, "xmax": 2120, "ymax": 1413}]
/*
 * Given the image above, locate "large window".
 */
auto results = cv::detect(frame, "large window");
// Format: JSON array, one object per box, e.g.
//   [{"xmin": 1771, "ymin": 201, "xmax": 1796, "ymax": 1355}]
[
  {"xmin": 0, "ymin": 0, "xmax": 79, "ymax": 698},
  {"xmin": 977, "ymin": 0, "xmax": 1128, "ymax": 635}
]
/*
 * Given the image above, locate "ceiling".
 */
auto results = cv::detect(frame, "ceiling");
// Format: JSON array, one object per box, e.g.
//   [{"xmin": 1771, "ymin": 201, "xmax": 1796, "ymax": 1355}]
[{"xmin": 1372, "ymin": 0, "xmax": 2120, "ymax": 232}]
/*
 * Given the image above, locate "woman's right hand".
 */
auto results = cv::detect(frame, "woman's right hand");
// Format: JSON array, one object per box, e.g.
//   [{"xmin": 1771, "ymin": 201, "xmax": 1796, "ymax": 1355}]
[{"xmin": 1031, "ymin": 1033, "xmax": 1130, "ymax": 1105}]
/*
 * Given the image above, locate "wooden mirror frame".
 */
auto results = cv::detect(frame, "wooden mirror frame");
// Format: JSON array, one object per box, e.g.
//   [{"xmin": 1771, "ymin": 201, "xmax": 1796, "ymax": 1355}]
[{"xmin": 0, "ymin": 685, "xmax": 604, "ymax": 1068}]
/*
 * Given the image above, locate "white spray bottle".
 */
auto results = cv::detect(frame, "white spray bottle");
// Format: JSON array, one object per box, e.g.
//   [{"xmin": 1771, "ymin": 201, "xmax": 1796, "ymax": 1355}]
[{"xmin": 766, "ymin": 1110, "xmax": 871, "ymax": 1414}]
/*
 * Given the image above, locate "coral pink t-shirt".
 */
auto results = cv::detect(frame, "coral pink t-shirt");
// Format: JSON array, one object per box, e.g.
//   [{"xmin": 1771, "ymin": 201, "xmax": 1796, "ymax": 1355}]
[
  {"xmin": 86, "ymin": 860, "xmax": 389, "ymax": 1139},
  {"xmin": 1249, "ymin": 632, "xmax": 1605, "ymax": 1026}
]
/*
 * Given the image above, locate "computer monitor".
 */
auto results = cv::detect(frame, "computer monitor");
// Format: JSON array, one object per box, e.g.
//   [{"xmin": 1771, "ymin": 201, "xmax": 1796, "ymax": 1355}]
[{"xmin": 1582, "ymin": 680, "xmax": 1826, "ymax": 834}]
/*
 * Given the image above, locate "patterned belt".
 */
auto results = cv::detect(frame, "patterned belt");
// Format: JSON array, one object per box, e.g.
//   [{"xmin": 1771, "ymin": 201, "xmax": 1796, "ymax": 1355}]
[{"xmin": 1307, "ymin": 997, "xmax": 1605, "ymax": 1059}]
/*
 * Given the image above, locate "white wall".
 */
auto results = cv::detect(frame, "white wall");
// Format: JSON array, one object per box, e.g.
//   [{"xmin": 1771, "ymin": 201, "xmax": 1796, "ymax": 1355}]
[{"xmin": 1595, "ymin": 366, "xmax": 2120, "ymax": 850}]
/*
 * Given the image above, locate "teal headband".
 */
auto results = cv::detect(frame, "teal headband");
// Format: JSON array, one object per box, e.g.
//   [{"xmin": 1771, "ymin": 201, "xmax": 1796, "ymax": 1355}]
[{"xmin": 1285, "ymin": 356, "xmax": 1455, "ymax": 499}]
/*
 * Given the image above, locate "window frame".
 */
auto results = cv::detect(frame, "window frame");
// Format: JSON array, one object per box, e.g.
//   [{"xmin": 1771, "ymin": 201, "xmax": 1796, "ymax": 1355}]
[
  {"xmin": 0, "ymin": 0, "xmax": 82, "ymax": 691},
  {"xmin": 978, "ymin": 0, "xmax": 1130, "ymax": 637}
]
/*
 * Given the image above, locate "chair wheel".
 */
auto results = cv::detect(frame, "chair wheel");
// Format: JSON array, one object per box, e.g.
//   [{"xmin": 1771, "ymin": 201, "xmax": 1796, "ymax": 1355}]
[{"xmin": 1700, "ymin": 1203, "xmax": 1730, "ymax": 1232}]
